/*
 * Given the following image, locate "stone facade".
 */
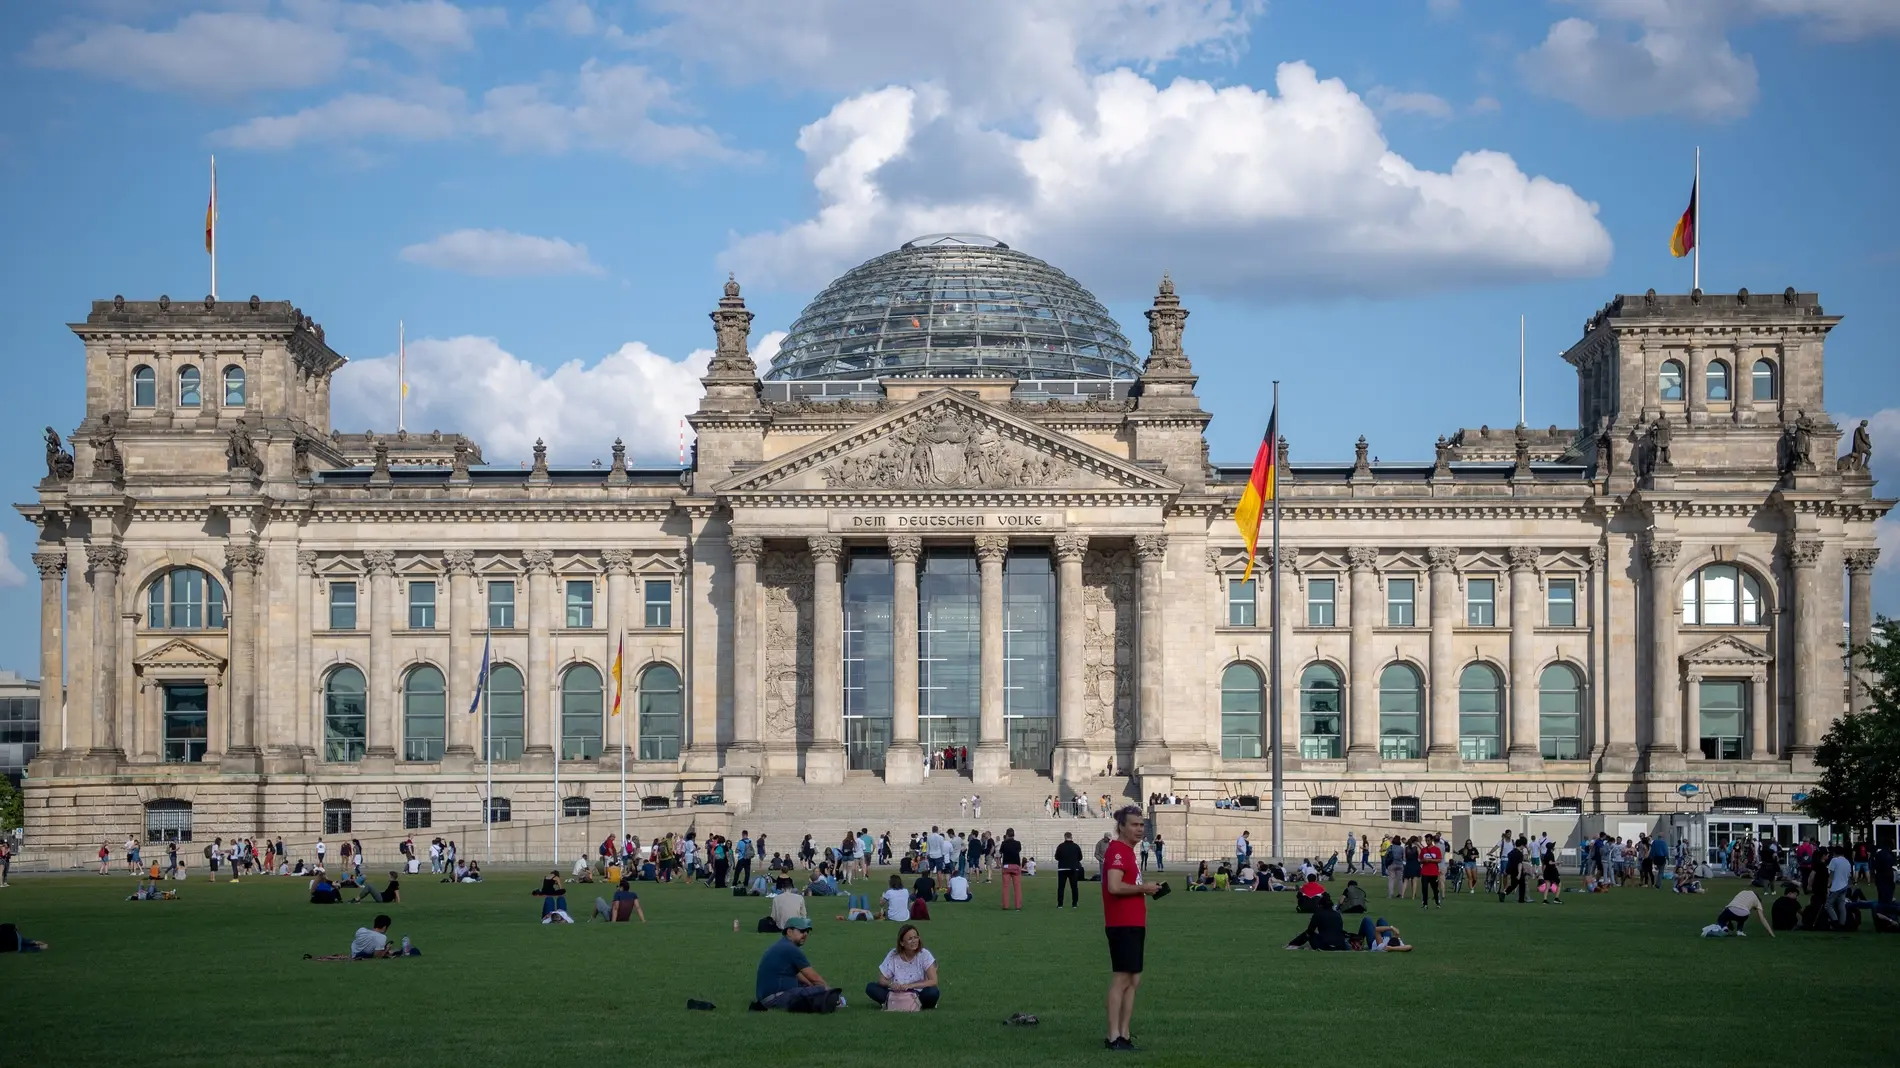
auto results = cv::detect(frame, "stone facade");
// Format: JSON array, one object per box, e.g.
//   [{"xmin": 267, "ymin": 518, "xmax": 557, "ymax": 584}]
[{"xmin": 14, "ymin": 281, "xmax": 1893, "ymax": 855}]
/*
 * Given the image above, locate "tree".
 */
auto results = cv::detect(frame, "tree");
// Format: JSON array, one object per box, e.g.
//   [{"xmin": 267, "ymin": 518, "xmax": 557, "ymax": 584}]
[
  {"xmin": 0, "ymin": 775, "xmax": 22, "ymax": 836},
  {"xmin": 1799, "ymin": 618, "xmax": 1900, "ymax": 842}
]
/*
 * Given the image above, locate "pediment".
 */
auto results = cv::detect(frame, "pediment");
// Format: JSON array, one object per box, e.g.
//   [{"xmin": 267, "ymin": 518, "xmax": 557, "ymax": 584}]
[
  {"xmin": 134, "ymin": 637, "xmax": 227, "ymax": 672},
  {"xmin": 1681, "ymin": 634, "xmax": 1770, "ymax": 666},
  {"xmin": 717, "ymin": 390, "xmax": 1180, "ymax": 498}
]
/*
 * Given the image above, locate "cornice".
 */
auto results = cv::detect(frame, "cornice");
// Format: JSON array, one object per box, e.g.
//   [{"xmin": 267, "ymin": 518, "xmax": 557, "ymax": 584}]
[{"xmin": 725, "ymin": 489, "xmax": 1176, "ymax": 509}]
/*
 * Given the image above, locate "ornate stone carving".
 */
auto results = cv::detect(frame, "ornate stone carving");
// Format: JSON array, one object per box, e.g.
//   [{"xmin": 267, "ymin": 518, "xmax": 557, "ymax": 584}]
[
  {"xmin": 729, "ymin": 536, "xmax": 764, "ymax": 564},
  {"xmin": 1346, "ymin": 546, "xmax": 1378, "ymax": 572},
  {"xmin": 1780, "ymin": 410, "xmax": 1816, "ymax": 477},
  {"xmin": 1784, "ymin": 538, "xmax": 1824, "ymax": 569},
  {"xmin": 1142, "ymin": 274, "xmax": 1191, "ymax": 374},
  {"xmin": 226, "ymin": 419, "xmax": 264, "ymax": 475},
  {"xmin": 90, "ymin": 420, "xmax": 123, "ymax": 479},
  {"xmin": 760, "ymin": 546, "xmax": 813, "ymax": 746},
  {"xmin": 530, "ymin": 438, "xmax": 548, "ymax": 476},
  {"xmin": 1508, "ymin": 545, "xmax": 1539, "ymax": 571},
  {"xmin": 769, "ymin": 397, "xmax": 892, "ymax": 417},
  {"xmin": 600, "ymin": 549, "xmax": 635, "ymax": 575},
  {"xmin": 1839, "ymin": 418, "xmax": 1872, "ymax": 472},
  {"xmin": 1001, "ymin": 397, "xmax": 1131, "ymax": 415},
  {"xmin": 43, "ymin": 427, "xmax": 74, "ymax": 482},
  {"xmin": 1082, "ymin": 546, "xmax": 1136, "ymax": 749},
  {"xmin": 1431, "ymin": 436, "xmax": 1451, "ymax": 478},
  {"xmin": 1587, "ymin": 544, "xmax": 1609, "ymax": 571},
  {"xmin": 1426, "ymin": 546, "xmax": 1458, "ymax": 572},
  {"xmin": 1274, "ymin": 546, "xmax": 1299, "ymax": 574},
  {"xmin": 1352, "ymin": 437, "xmax": 1371, "ymax": 476},
  {"xmin": 1054, "ymin": 533, "xmax": 1089, "ymax": 563},
  {"xmin": 974, "ymin": 534, "xmax": 1010, "ymax": 563},
  {"xmin": 32, "ymin": 551, "xmax": 66, "ymax": 579},
  {"xmin": 364, "ymin": 550, "xmax": 397, "ymax": 576},
  {"xmin": 1205, "ymin": 547, "xmax": 1221, "ymax": 572},
  {"xmin": 608, "ymin": 438, "xmax": 627, "ymax": 483},
  {"xmin": 820, "ymin": 410, "xmax": 1067, "ymax": 490},
  {"xmin": 807, "ymin": 535, "xmax": 843, "ymax": 564},
  {"xmin": 225, "ymin": 544, "xmax": 264, "ymax": 574},
  {"xmin": 887, "ymin": 534, "xmax": 922, "ymax": 564},
  {"xmin": 442, "ymin": 550, "xmax": 476, "ymax": 575},
  {"xmin": 85, "ymin": 543, "xmax": 127, "ymax": 573},
  {"xmin": 1643, "ymin": 538, "xmax": 1680, "ymax": 570},
  {"xmin": 1133, "ymin": 534, "xmax": 1168, "ymax": 562},
  {"xmin": 519, "ymin": 549, "xmax": 554, "ymax": 575},
  {"xmin": 1511, "ymin": 427, "xmax": 1532, "ymax": 478},
  {"xmin": 1845, "ymin": 547, "xmax": 1881, "ymax": 573},
  {"xmin": 296, "ymin": 550, "xmax": 318, "ymax": 576},
  {"xmin": 706, "ymin": 275, "xmax": 759, "ymax": 380},
  {"xmin": 451, "ymin": 441, "xmax": 471, "ymax": 479}
]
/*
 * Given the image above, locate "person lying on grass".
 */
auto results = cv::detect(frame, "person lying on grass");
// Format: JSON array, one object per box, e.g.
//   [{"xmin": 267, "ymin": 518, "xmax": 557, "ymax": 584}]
[
  {"xmin": 352, "ymin": 872, "xmax": 400, "ymax": 905},
  {"xmin": 0, "ymin": 922, "xmax": 49, "ymax": 952},
  {"xmin": 1350, "ymin": 917, "xmax": 1413, "ymax": 952},
  {"xmin": 306, "ymin": 915, "xmax": 421, "ymax": 960}
]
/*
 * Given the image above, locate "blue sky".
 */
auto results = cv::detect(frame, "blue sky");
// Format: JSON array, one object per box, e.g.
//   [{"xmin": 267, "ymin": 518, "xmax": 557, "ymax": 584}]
[{"xmin": 1, "ymin": 0, "xmax": 1897, "ymax": 672}]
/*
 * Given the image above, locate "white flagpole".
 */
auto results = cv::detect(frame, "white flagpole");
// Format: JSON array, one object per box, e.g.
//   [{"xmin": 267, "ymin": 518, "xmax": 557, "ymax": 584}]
[
  {"xmin": 553, "ymin": 690, "xmax": 562, "ymax": 870},
  {"xmin": 619, "ymin": 633, "xmax": 627, "ymax": 847},
  {"xmin": 398, "ymin": 320, "xmax": 406, "ymax": 433},
  {"xmin": 208, "ymin": 155, "xmax": 218, "ymax": 300},
  {"xmin": 1518, "ymin": 314, "xmax": 1526, "ymax": 427},
  {"xmin": 1692, "ymin": 146, "xmax": 1701, "ymax": 292},
  {"xmin": 1268, "ymin": 380, "xmax": 1283, "ymax": 863},
  {"xmin": 482, "ymin": 628, "xmax": 492, "ymax": 865}
]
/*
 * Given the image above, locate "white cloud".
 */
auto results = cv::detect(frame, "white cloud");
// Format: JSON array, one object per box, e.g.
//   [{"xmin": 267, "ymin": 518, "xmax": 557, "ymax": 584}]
[
  {"xmin": 213, "ymin": 88, "xmax": 462, "ymax": 149},
  {"xmin": 526, "ymin": 0, "xmax": 597, "ymax": 35},
  {"xmin": 338, "ymin": 1, "xmax": 506, "ymax": 52},
  {"xmin": 27, "ymin": 10, "xmax": 350, "ymax": 95},
  {"xmin": 723, "ymin": 63, "xmax": 1613, "ymax": 302},
  {"xmin": 0, "ymin": 533, "xmax": 26, "ymax": 588},
  {"xmin": 1427, "ymin": 0, "xmax": 1461, "ymax": 17},
  {"xmin": 1471, "ymin": 95, "xmax": 1502, "ymax": 114},
  {"xmin": 398, "ymin": 228, "xmax": 604, "ymax": 277},
  {"xmin": 1519, "ymin": 15, "xmax": 1758, "ymax": 121},
  {"xmin": 331, "ymin": 331, "xmax": 784, "ymax": 463},
  {"xmin": 1369, "ymin": 87, "xmax": 1455, "ymax": 118}
]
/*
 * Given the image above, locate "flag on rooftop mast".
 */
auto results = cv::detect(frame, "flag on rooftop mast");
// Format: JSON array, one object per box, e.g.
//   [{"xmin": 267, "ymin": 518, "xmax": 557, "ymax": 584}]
[{"xmin": 205, "ymin": 156, "xmax": 218, "ymax": 299}]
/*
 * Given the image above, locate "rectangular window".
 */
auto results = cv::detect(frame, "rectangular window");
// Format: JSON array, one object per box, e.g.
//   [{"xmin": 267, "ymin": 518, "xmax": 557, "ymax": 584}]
[
  {"xmin": 1227, "ymin": 578, "xmax": 1256, "ymax": 627},
  {"xmin": 161, "ymin": 684, "xmax": 208, "ymax": 764},
  {"xmin": 1548, "ymin": 578, "xmax": 1577, "ymax": 627},
  {"xmin": 1699, "ymin": 679, "xmax": 1746, "ymax": 760},
  {"xmin": 566, "ymin": 580, "xmax": 595, "ymax": 628},
  {"xmin": 487, "ymin": 580, "xmax": 516, "ymax": 629},
  {"xmin": 1386, "ymin": 577, "xmax": 1416, "ymax": 627},
  {"xmin": 1306, "ymin": 578, "xmax": 1336, "ymax": 627},
  {"xmin": 644, "ymin": 579, "xmax": 673, "ymax": 628},
  {"xmin": 328, "ymin": 581, "xmax": 358, "ymax": 630},
  {"xmin": 1466, "ymin": 578, "xmax": 1496, "ymax": 626},
  {"xmin": 408, "ymin": 580, "xmax": 437, "ymax": 630}
]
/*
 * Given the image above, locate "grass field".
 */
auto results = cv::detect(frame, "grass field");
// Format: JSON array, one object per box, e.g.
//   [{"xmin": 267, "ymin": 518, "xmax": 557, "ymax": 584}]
[{"xmin": 2, "ymin": 867, "xmax": 1894, "ymax": 1067}]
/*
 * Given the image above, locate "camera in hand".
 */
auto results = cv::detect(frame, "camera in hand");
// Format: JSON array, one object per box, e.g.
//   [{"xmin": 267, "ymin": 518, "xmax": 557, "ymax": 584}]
[{"xmin": 1151, "ymin": 881, "xmax": 1171, "ymax": 900}]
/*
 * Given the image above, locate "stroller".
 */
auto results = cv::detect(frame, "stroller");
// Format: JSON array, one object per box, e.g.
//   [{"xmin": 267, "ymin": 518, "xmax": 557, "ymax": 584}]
[{"xmin": 1318, "ymin": 853, "xmax": 1339, "ymax": 880}]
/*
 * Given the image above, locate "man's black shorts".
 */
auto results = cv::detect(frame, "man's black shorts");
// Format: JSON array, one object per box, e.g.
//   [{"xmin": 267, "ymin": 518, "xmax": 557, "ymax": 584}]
[{"xmin": 1105, "ymin": 926, "xmax": 1146, "ymax": 974}]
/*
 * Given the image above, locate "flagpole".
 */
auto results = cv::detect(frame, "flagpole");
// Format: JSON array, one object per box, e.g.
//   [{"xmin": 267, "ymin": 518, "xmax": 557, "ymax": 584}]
[
  {"xmin": 1692, "ymin": 146, "xmax": 1701, "ymax": 292},
  {"xmin": 553, "ymin": 677, "xmax": 561, "ymax": 870},
  {"xmin": 1518, "ymin": 314, "xmax": 1525, "ymax": 427},
  {"xmin": 208, "ymin": 155, "xmax": 218, "ymax": 300},
  {"xmin": 1269, "ymin": 380, "xmax": 1284, "ymax": 864},
  {"xmin": 398, "ymin": 320, "xmax": 406, "ymax": 433},
  {"xmin": 483, "ymin": 629, "xmax": 492, "ymax": 865},
  {"xmin": 619, "ymin": 632, "xmax": 627, "ymax": 847}
]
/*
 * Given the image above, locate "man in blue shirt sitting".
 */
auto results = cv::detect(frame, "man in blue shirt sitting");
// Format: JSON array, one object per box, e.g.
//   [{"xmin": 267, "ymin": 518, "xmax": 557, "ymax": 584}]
[{"xmin": 752, "ymin": 918, "xmax": 841, "ymax": 1012}]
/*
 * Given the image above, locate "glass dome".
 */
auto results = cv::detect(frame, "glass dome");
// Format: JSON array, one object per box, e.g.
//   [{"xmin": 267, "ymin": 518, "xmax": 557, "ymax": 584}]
[{"xmin": 763, "ymin": 234, "xmax": 1139, "ymax": 382}]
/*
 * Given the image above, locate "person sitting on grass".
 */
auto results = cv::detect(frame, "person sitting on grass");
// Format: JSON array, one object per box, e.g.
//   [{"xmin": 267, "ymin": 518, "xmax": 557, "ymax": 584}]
[
  {"xmin": 1284, "ymin": 907, "xmax": 1351, "ymax": 951},
  {"xmin": 865, "ymin": 923, "xmax": 941, "ymax": 1010},
  {"xmin": 808, "ymin": 864, "xmax": 840, "ymax": 897},
  {"xmin": 751, "ymin": 917, "xmax": 842, "ymax": 1013},
  {"xmin": 1353, "ymin": 916, "xmax": 1413, "ymax": 952},
  {"xmin": 912, "ymin": 870, "xmax": 938, "ymax": 903},
  {"xmin": 1296, "ymin": 873, "xmax": 1328, "ymax": 909},
  {"xmin": 309, "ymin": 875, "xmax": 341, "ymax": 904},
  {"xmin": 534, "ymin": 871, "xmax": 569, "ymax": 918},
  {"xmin": 352, "ymin": 871, "xmax": 400, "ymax": 905},
  {"xmin": 593, "ymin": 878, "xmax": 647, "ymax": 923},
  {"xmin": 1771, "ymin": 885, "xmax": 1803, "ymax": 931},
  {"xmin": 1702, "ymin": 888, "xmax": 1774, "ymax": 938},
  {"xmin": 946, "ymin": 871, "xmax": 972, "ymax": 902},
  {"xmin": 571, "ymin": 854, "xmax": 595, "ymax": 883},
  {"xmin": 336, "ymin": 915, "xmax": 419, "ymax": 959},
  {"xmin": 461, "ymin": 861, "xmax": 483, "ymax": 883},
  {"xmin": 1235, "ymin": 864, "xmax": 1258, "ymax": 890},
  {"xmin": 1673, "ymin": 863, "xmax": 1704, "ymax": 894},
  {"xmin": 882, "ymin": 874, "xmax": 911, "ymax": 922},
  {"xmin": 1339, "ymin": 880, "xmax": 1369, "ymax": 913},
  {"xmin": 762, "ymin": 878, "xmax": 808, "ymax": 933}
]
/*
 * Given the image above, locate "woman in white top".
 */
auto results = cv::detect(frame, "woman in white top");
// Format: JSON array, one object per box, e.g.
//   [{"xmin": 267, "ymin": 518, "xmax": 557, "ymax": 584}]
[
  {"xmin": 881, "ymin": 874, "xmax": 911, "ymax": 922},
  {"xmin": 866, "ymin": 924, "xmax": 940, "ymax": 1009}
]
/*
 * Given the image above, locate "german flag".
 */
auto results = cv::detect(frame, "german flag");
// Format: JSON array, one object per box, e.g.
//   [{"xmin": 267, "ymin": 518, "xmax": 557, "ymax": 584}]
[
  {"xmin": 1234, "ymin": 402, "xmax": 1277, "ymax": 582},
  {"xmin": 205, "ymin": 155, "xmax": 217, "ymax": 255},
  {"xmin": 1669, "ymin": 178, "xmax": 1696, "ymax": 258}
]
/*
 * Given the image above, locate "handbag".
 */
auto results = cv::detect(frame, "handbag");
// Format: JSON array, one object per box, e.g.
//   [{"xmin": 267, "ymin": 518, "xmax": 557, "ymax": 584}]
[{"xmin": 884, "ymin": 990, "xmax": 921, "ymax": 1012}]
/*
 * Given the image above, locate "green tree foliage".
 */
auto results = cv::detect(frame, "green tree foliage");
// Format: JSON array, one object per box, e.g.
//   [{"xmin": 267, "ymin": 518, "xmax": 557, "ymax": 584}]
[
  {"xmin": 1799, "ymin": 618, "xmax": 1900, "ymax": 839},
  {"xmin": 0, "ymin": 774, "xmax": 22, "ymax": 835}
]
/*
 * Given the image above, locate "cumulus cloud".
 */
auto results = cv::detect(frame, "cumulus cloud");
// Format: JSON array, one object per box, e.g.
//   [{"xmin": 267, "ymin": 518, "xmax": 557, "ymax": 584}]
[
  {"xmin": 214, "ymin": 87, "xmax": 462, "ymax": 149},
  {"xmin": 337, "ymin": 0, "xmax": 507, "ymax": 52},
  {"xmin": 0, "ymin": 533, "xmax": 26, "ymax": 588},
  {"xmin": 723, "ymin": 63, "xmax": 1613, "ymax": 302},
  {"xmin": 526, "ymin": 0, "xmax": 597, "ymax": 35},
  {"xmin": 1369, "ymin": 87, "xmax": 1455, "ymax": 119},
  {"xmin": 27, "ymin": 10, "xmax": 350, "ymax": 95},
  {"xmin": 398, "ymin": 228, "xmax": 604, "ymax": 277},
  {"xmin": 472, "ymin": 61, "xmax": 738, "ymax": 162}
]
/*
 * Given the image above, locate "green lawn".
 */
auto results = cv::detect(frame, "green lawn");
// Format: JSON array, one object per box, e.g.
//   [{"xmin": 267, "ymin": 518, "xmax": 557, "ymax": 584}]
[{"xmin": 2, "ymin": 868, "xmax": 1893, "ymax": 1066}]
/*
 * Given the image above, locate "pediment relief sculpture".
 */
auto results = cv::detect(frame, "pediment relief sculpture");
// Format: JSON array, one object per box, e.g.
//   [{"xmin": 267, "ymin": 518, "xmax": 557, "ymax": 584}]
[{"xmin": 819, "ymin": 409, "xmax": 1070, "ymax": 490}]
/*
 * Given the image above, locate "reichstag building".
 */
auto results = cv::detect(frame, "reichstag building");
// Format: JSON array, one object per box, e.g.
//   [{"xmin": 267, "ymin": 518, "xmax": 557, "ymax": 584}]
[{"xmin": 17, "ymin": 233, "xmax": 1890, "ymax": 852}]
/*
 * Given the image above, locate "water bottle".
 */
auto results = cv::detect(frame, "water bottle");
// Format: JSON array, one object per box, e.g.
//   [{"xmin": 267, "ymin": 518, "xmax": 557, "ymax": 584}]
[
  {"xmin": 732, "ymin": 918, "xmax": 739, "ymax": 932},
  {"xmin": 401, "ymin": 935, "xmax": 411, "ymax": 955}
]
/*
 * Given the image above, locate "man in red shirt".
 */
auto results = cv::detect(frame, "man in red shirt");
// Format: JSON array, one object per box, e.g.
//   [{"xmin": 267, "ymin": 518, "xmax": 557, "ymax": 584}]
[
  {"xmin": 1418, "ymin": 834, "xmax": 1444, "ymax": 909},
  {"xmin": 1102, "ymin": 805, "xmax": 1162, "ymax": 1052}
]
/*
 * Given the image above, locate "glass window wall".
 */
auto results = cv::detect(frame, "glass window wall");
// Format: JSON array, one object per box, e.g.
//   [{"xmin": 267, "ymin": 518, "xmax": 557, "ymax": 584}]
[
  {"xmin": 918, "ymin": 550, "xmax": 979, "ymax": 752},
  {"xmin": 843, "ymin": 551, "xmax": 894, "ymax": 771},
  {"xmin": 1004, "ymin": 550, "xmax": 1055, "ymax": 770}
]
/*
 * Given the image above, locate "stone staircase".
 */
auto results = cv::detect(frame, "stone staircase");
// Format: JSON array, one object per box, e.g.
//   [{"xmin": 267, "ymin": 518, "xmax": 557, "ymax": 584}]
[{"xmin": 741, "ymin": 771, "xmax": 1142, "ymax": 867}]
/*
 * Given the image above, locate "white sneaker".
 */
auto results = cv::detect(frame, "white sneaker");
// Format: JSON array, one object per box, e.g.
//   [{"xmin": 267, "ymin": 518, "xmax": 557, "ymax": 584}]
[{"xmin": 1733, "ymin": 930, "xmax": 1745, "ymax": 937}]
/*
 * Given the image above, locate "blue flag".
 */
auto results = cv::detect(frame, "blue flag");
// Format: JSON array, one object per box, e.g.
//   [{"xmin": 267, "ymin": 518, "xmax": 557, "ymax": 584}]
[{"xmin": 468, "ymin": 631, "xmax": 490, "ymax": 714}]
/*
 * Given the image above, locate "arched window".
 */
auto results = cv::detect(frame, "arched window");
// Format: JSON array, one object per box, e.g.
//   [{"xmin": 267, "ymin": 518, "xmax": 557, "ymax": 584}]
[
  {"xmin": 145, "ymin": 567, "xmax": 226, "ymax": 630},
  {"xmin": 132, "ymin": 365, "xmax": 156, "ymax": 407},
  {"xmin": 1470, "ymin": 796, "xmax": 1502, "ymax": 816},
  {"xmin": 1658, "ymin": 359, "xmax": 1685, "ymax": 401},
  {"xmin": 402, "ymin": 665, "xmax": 446, "ymax": 762},
  {"xmin": 1458, "ymin": 663, "xmax": 1502, "ymax": 760},
  {"xmin": 563, "ymin": 796, "xmax": 592, "ymax": 818},
  {"xmin": 1390, "ymin": 796, "xmax": 1421, "ymax": 823},
  {"xmin": 1548, "ymin": 797, "xmax": 1583, "ymax": 814},
  {"xmin": 403, "ymin": 798, "xmax": 432, "ymax": 830},
  {"xmin": 1378, "ymin": 664, "xmax": 1422, "ymax": 759},
  {"xmin": 1681, "ymin": 564, "xmax": 1764, "ymax": 625},
  {"xmin": 144, "ymin": 799, "xmax": 192, "ymax": 842},
  {"xmin": 560, "ymin": 663, "xmax": 603, "ymax": 760},
  {"xmin": 1309, "ymin": 795, "xmax": 1340, "ymax": 818},
  {"xmin": 637, "ymin": 663, "xmax": 683, "ymax": 761},
  {"xmin": 486, "ymin": 797, "xmax": 511, "ymax": 823},
  {"xmin": 222, "ymin": 365, "xmax": 246, "ymax": 406},
  {"xmin": 177, "ymin": 365, "xmax": 202, "ymax": 407},
  {"xmin": 485, "ymin": 664, "xmax": 524, "ymax": 760},
  {"xmin": 1219, "ymin": 663, "xmax": 1264, "ymax": 759},
  {"xmin": 323, "ymin": 798, "xmax": 352, "ymax": 834},
  {"xmin": 1706, "ymin": 359, "xmax": 1730, "ymax": 401},
  {"xmin": 1538, "ymin": 664, "xmax": 1584, "ymax": 759},
  {"xmin": 323, "ymin": 666, "xmax": 367, "ymax": 763},
  {"xmin": 1299, "ymin": 663, "xmax": 1343, "ymax": 759},
  {"xmin": 1751, "ymin": 359, "xmax": 1777, "ymax": 401}
]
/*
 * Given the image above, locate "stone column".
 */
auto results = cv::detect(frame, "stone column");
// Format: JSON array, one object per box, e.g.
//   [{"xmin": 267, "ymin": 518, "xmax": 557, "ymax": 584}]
[
  {"xmin": 1051, "ymin": 534, "xmax": 1089, "ymax": 788},
  {"xmin": 1507, "ymin": 546, "xmax": 1543, "ymax": 771},
  {"xmin": 1275, "ymin": 547, "xmax": 1300, "ymax": 763},
  {"xmin": 86, "ymin": 543, "xmax": 126, "ymax": 764},
  {"xmin": 444, "ymin": 550, "xmax": 477, "ymax": 770},
  {"xmin": 1733, "ymin": 345, "xmax": 1756, "ymax": 424},
  {"xmin": 1749, "ymin": 672, "xmax": 1770, "ymax": 760},
  {"xmin": 1787, "ymin": 537, "xmax": 1829, "ymax": 769},
  {"xmin": 806, "ymin": 535, "xmax": 847, "ymax": 784},
  {"xmin": 1601, "ymin": 534, "xmax": 1639, "ymax": 772},
  {"xmin": 1426, "ymin": 546, "xmax": 1459, "ymax": 770},
  {"xmin": 223, "ymin": 543, "xmax": 265, "ymax": 772},
  {"xmin": 1685, "ymin": 345, "xmax": 1707, "ymax": 425},
  {"xmin": 1643, "ymin": 537, "xmax": 1683, "ymax": 771},
  {"xmin": 64, "ymin": 543, "xmax": 92, "ymax": 754},
  {"xmin": 1683, "ymin": 673, "xmax": 1703, "ymax": 759},
  {"xmin": 602, "ymin": 549, "xmax": 635, "ymax": 769},
  {"xmin": 1133, "ymin": 534, "xmax": 1173, "ymax": 773},
  {"xmin": 293, "ymin": 551, "xmax": 316, "ymax": 762},
  {"xmin": 1345, "ymin": 546, "xmax": 1379, "ymax": 771},
  {"xmin": 885, "ymin": 535, "xmax": 924, "ymax": 785},
  {"xmin": 1846, "ymin": 548, "xmax": 1880, "ymax": 714},
  {"xmin": 522, "ymin": 549, "xmax": 555, "ymax": 770},
  {"xmin": 364, "ymin": 550, "xmax": 397, "ymax": 765},
  {"xmin": 726, "ymin": 535, "xmax": 764, "ymax": 775},
  {"xmin": 974, "ymin": 533, "xmax": 1011, "ymax": 785},
  {"xmin": 32, "ymin": 551, "xmax": 65, "ymax": 764}
]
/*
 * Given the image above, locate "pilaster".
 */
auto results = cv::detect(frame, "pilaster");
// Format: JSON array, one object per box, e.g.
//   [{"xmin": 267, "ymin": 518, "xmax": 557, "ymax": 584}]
[
  {"xmin": 1051, "ymin": 533, "xmax": 1090, "ymax": 789},
  {"xmin": 973, "ymin": 533, "xmax": 1011, "ymax": 785},
  {"xmin": 805, "ymin": 535, "xmax": 847, "ymax": 784},
  {"xmin": 1506, "ymin": 545, "xmax": 1542, "ymax": 772},
  {"xmin": 885, "ymin": 535, "xmax": 924, "ymax": 785},
  {"xmin": 1345, "ymin": 546, "xmax": 1379, "ymax": 771},
  {"xmin": 1133, "ymin": 534, "xmax": 1174, "ymax": 773},
  {"xmin": 1425, "ymin": 546, "xmax": 1459, "ymax": 771}
]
